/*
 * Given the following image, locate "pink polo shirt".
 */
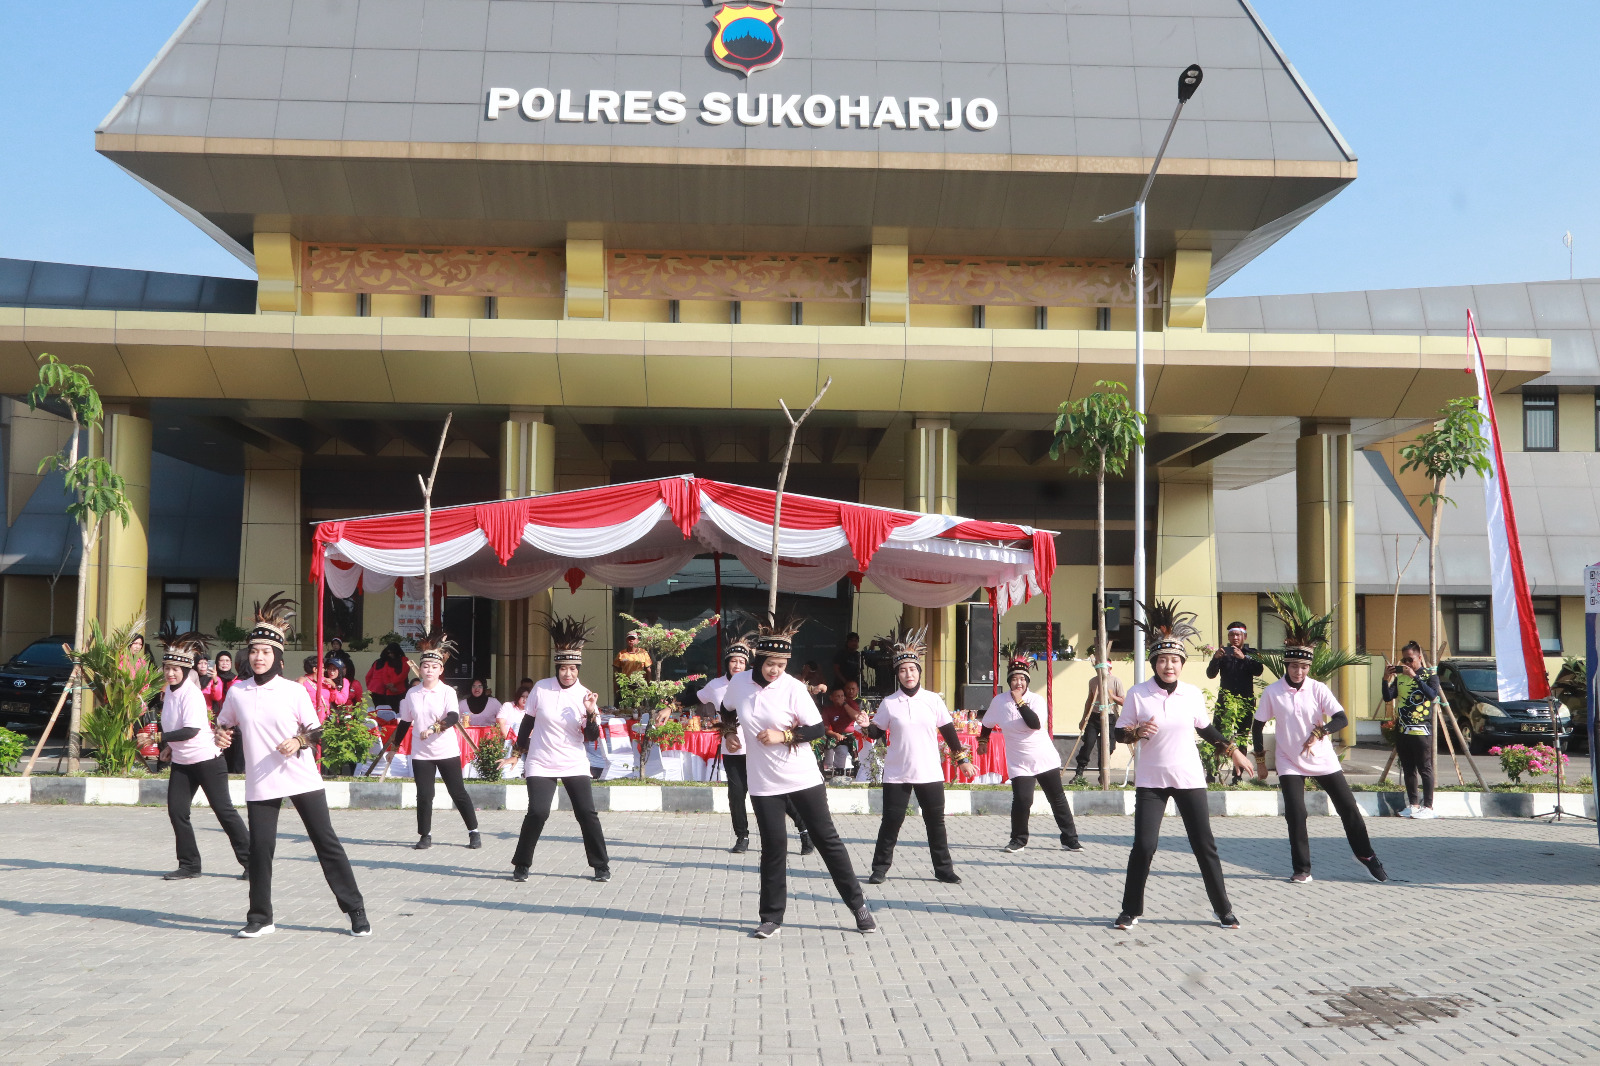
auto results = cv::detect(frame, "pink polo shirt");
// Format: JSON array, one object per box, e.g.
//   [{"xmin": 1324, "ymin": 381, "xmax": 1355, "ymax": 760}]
[
  {"xmin": 982, "ymin": 691, "xmax": 1060, "ymax": 779},
  {"xmin": 160, "ymin": 680, "xmax": 221, "ymax": 765},
  {"xmin": 400, "ymin": 685, "xmax": 461, "ymax": 762},
  {"xmin": 1120, "ymin": 678, "xmax": 1210, "ymax": 790},
  {"xmin": 524, "ymin": 677, "xmax": 596, "ymax": 778},
  {"xmin": 217, "ymin": 675, "xmax": 325, "ymax": 802},
  {"xmin": 1255, "ymin": 677, "xmax": 1344, "ymax": 778}
]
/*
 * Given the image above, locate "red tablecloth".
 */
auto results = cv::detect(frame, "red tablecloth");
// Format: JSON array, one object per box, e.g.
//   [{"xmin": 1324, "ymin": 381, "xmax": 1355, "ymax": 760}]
[
  {"xmin": 940, "ymin": 730, "xmax": 1007, "ymax": 783},
  {"xmin": 375, "ymin": 720, "xmax": 500, "ymax": 768}
]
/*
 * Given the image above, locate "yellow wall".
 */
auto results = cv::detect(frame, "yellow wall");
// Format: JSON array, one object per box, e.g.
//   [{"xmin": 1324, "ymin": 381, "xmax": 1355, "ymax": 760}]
[
  {"xmin": 235, "ymin": 447, "xmax": 303, "ymax": 641},
  {"xmin": 985, "ymin": 305, "xmax": 1036, "ymax": 330},
  {"xmin": 303, "ymin": 291, "xmax": 360, "ymax": 316},
  {"xmin": 497, "ymin": 297, "xmax": 563, "ymax": 320},
  {"xmin": 1, "ymin": 575, "xmax": 69, "ymax": 660},
  {"xmin": 908, "ymin": 304, "xmax": 973, "ymax": 328},
  {"xmin": 678, "ymin": 300, "xmax": 733, "ymax": 324},
  {"xmin": 1559, "ymin": 392, "xmax": 1593, "ymax": 452},
  {"xmin": 740, "ymin": 300, "xmax": 794, "ymax": 325},
  {"xmin": 1046, "ymin": 307, "xmax": 1098, "ymax": 330},
  {"xmin": 803, "ymin": 302, "xmax": 862, "ymax": 326},
  {"xmin": 369, "ymin": 294, "xmax": 423, "ymax": 318},
  {"xmin": 1154, "ymin": 472, "xmax": 1219, "ymax": 649},
  {"xmin": 433, "ymin": 295, "xmax": 486, "ymax": 319},
  {"xmin": 610, "ymin": 299, "xmax": 672, "ymax": 323}
]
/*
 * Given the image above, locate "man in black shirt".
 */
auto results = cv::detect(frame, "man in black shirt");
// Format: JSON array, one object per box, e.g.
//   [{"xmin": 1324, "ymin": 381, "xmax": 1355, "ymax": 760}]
[
  {"xmin": 1206, "ymin": 621, "xmax": 1265, "ymax": 781},
  {"xmin": 832, "ymin": 632, "xmax": 861, "ymax": 687}
]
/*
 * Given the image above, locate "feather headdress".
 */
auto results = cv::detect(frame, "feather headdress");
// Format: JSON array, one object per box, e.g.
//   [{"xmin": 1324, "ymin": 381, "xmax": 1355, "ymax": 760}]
[
  {"xmin": 1134, "ymin": 599, "xmax": 1200, "ymax": 663},
  {"xmin": 753, "ymin": 610, "xmax": 805, "ymax": 656},
  {"xmin": 159, "ymin": 620, "xmax": 211, "ymax": 668},
  {"xmin": 535, "ymin": 613, "xmax": 595, "ymax": 665},
  {"xmin": 1006, "ymin": 643, "xmax": 1037, "ymax": 682},
  {"xmin": 414, "ymin": 627, "xmax": 459, "ymax": 666},
  {"xmin": 725, "ymin": 629, "xmax": 756, "ymax": 663},
  {"xmin": 890, "ymin": 625, "xmax": 929, "ymax": 669},
  {"xmin": 1267, "ymin": 589, "xmax": 1329, "ymax": 663},
  {"xmin": 248, "ymin": 591, "xmax": 296, "ymax": 650}
]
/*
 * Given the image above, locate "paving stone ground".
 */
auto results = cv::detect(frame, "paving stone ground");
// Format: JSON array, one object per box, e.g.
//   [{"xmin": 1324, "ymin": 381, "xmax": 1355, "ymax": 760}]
[{"xmin": 1, "ymin": 804, "xmax": 1597, "ymax": 1065}]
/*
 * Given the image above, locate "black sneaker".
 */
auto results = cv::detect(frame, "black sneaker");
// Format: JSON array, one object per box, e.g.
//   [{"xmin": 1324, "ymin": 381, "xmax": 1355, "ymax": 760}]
[
  {"xmin": 1002, "ymin": 840, "xmax": 1027, "ymax": 853},
  {"xmin": 935, "ymin": 871, "xmax": 962, "ymax": 884},
  {"xmin": 1113, "ymin": 914, "xmax": 1139, "ymax": 930},
  {"xmin": 1062, "ymin": 840, "xmax": 1083, "ymax": 852},
  {"xmin": 349, "ymin": 909, "xmax": 371, "ymax": 937},
  {"xmin": 467, "ymin": 831, "xmax": 482, "ymax": 850},
  {"xmin": 729, "ymin": 836, "xmax": 749, "ymax": 854},
  {"xmin": 1217, "ymin": 913, "xmax": 1241, "ymax": 930},
  {"xmin": 236, "ymin": 921, "xmax": 274, "ymax": 939},
  {"xmin": 855, "ymin": 905, "xmax": 877, "ymax": 934},
  {"xmin": 413, "ymin": 835, "xmax": 432, "ymax": 850},
  {"xmin": 593, "ymin": 869, "xmax": 611, "ymax": 883},
  {"xmin": 798, "ymin": 833, "xmax": 815, "ymax": 856},
  {"xmin": 752, "ymin": 922, "xmax": 781, "ymax": 939},
  {"xmin": 162, "ymin": 869, "xmax": 200, "ymax": 881},
  {"xmin": 511, "ymin": 866, "xmax": 530, "ymax": 882},
  {"xmin": 866, "ymin": 870, "xmax": 888, "ymax": 885},
  {"xmin": 1358, "ymin": 855, "xmax": 1389, "ymax": 883},
  {"xmin": 237, "ymin": 871, "xmax": 249, "ymax": 881}
]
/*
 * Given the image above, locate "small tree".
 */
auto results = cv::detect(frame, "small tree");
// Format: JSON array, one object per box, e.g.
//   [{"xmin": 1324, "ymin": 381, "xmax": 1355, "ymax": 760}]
[
  {"xmin": 615, "ymin": 612, "xmax": 719, "ymax": 713},
  {"xmin": 1400, "ymin": 397, "xmax": 1490, "ymax": 770},
  {"xmin": 71, "ymin": 615, "xmax": 164, "ymax": 777},
  {"xmin": 1049, "ymin": 380, "xmax": 1145, "ymax": 789},
  {"xmin": 28, "ymin": 354, "xmax": 133, "ymax": 772}
]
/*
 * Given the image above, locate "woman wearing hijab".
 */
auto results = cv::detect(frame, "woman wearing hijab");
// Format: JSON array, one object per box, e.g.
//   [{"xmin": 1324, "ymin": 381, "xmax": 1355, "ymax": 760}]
[
  {"xmin": 979, "ymin": 652, "xmax": 1081, "ymax": 854},
  {"xmin": 365, "ymin": 642, "xmax": 411, "ymax": 720},
  {"xmin": 159, "ymin": 630, "xmax": 250, "ymax": 881},
  {"xmin": 215, "ymin": 593, "xmax": 367, "ymax": 938},
  {"xmin": 206, "ymin": 651, "xmax": 243, "ymax": 773},
  {"xmin": 461, "ymin": 678, "xmax": 501, "ymax": 727},
  {"xmin": 394, "ymin": 632, "xmax": 480, "ymax": 851}
]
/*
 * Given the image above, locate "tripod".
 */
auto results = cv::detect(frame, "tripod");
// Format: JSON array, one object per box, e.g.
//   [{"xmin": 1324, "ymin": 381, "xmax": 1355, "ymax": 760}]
[{"xmin": 1533, "ymin": 697, "xmax": 1593, "ymax": 823}]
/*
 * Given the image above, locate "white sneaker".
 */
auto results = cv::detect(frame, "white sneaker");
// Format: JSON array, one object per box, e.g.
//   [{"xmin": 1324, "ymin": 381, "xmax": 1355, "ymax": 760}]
[
  {"xmin": 236, "ymin": 921, "xmax": 275, "ymax": 939},
  {"xmin": 1398, "ymin": 806, "xmax": 1415, "ymax": 818},
  {"xmin": 1412, "ymin": 807, "xmax": 1438, "ymax": 820}
]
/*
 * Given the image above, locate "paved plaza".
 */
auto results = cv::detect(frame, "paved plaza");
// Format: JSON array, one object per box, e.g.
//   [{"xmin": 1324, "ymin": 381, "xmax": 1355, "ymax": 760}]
[{"xmin": 1, "ymin": 804, "xmax": 1597, "ymax": 1066}]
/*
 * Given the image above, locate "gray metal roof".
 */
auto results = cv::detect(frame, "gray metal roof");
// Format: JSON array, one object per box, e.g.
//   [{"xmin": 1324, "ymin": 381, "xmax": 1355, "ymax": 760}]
[
  {"xmin": 1210, "ymin": 278, "xmax": 1600, "ymax": 386},
  {"xmin": 101, "ymin": 0, "xmax": 1353, "ymax": 165}
]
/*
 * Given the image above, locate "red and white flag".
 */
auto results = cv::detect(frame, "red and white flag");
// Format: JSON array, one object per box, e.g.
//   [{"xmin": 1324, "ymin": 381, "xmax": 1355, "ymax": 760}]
[{"xmin": 1466, "ymin": 311, "xmax": 1550, "ymax": 701}]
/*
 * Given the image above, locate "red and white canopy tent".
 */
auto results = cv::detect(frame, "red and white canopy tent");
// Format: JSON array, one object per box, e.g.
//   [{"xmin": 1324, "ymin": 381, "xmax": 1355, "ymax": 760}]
[{"xmin": 309, "ymin": 476, "xmax": 1059, "ymax": 727}]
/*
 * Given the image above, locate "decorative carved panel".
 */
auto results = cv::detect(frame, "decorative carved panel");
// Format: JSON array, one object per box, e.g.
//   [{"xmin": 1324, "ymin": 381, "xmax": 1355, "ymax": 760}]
[
  {"xmin": 909, "ymin": 256, "xmax": 1162, "ymax": 307},
  {"xmin": 302, "ymin": 244, "xmax": 563, "ymax": 297},
  {"xmin": 608, "ymin": 251, "xmax": 866, "ymax": 302}
]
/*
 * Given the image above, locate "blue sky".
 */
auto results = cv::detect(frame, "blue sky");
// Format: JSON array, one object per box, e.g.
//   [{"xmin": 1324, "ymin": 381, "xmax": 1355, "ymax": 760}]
[{"xmin": 0, "ymin": 1, "xmax": 1594, "ymax": 296}]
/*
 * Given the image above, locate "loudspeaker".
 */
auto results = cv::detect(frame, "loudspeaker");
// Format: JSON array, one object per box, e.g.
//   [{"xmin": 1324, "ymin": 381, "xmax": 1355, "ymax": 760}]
[{"xmin": 961, "ymin": 601, "xmax": 994, "ymax": 686}]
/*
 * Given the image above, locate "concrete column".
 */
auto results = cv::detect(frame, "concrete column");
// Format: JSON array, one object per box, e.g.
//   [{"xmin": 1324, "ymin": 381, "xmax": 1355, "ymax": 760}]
[
  {"xmin": 1153, "ymin": 468, "xmax": 1218, "ymax": 652},
  {"xmin": 903, "ymin": 418, "xmax": 957, "ymax": 704},
  {"xmin": 254, "ymin": 232, "xmax": 299, "ymax": 314},
  {"xmin": 564, "ymin": 238, "xmax": 606, "ymax": 319},
  {"xmin": 868, "ymin": 243, "xmax": 909, "ymax": 325},
  {"xmin": 235, "ymin": 446, "xmax": 303, "ymax": 643},
  {"xmin": 97, "ymin": 412, "xmax": 151, "ymax": 632},
  {"xmin": 1296, "ymin": 421, "xmax": 1359, "ymax": 735},
  {"xmin": 1334, "ymin": 432, "xmax": 1359, "ymax": 741},
  {"xmin": 1295, "ymin": 428, "xmax": 1334, "ymax": 616},
  {"xmin": 498, "ymin": 412, "xmax": 557, "ymax": 690}
]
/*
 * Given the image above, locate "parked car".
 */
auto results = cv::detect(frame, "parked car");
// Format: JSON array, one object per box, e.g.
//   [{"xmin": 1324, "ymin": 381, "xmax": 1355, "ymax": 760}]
[
  {"xmin": 0, "ymin": 636, "xmax": 75, "ymax": 726},
  {"xmin": 1436, "ymin": 657, "xmax": 1571, "ymax": 755},
  {"xmin": 1551, "ymin": 657, "xmax": 1589, "ymax": 756}
]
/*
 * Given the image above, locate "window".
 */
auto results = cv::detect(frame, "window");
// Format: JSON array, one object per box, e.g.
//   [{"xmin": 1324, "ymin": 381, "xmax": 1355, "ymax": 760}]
[
  {"xmin": 1256, "ymin": 595, "xmax": 1286, "ymax": 652},
  {"xmin": 1088, "ymin": 589, "xmax": 1134, "ymax": 652},
  {"xmin": 1096, "ymin": 307, "xmax": 1111, "ymax": 331},
  {"xmin": 161, "ymin": 581, "xmax": 199, "ymax": 635},
  {"xmin": 1522, "ymin": 388, "xmax": 1557, "ymax": 450},
  {"xmin": 1444, "ymin": 597, "xmax": 1491, "ymax": 656},
  {"xmin": 1593, "ymin": 388, "xmax": 1599, "ymax": 450},
  {"xmin": 1533, "ymin": 596, "xmax": 1561, "ymax": 654}
]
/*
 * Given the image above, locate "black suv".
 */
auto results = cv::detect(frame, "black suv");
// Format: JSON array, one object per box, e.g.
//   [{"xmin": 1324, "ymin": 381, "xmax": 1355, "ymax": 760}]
[
  {"xmin": 0, "ymin": 637, "xmax": 74, "ymax": 726},
  {"xmin": 1436, "ymin": 657, "xmax": 1571, "ymax": 754}
]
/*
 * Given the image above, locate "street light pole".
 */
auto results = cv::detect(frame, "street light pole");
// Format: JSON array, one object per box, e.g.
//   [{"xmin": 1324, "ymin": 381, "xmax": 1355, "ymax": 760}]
[{"xmin": 1096, "ymin": 63, "xmax": 1202, "ymax": 683}]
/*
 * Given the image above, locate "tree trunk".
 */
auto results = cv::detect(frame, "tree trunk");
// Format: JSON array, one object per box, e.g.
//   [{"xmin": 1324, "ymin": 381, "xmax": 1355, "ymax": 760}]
[
  {"xmin": 1428, "ymin": 478, "xmax": 1443, "ymax": 767},
  {"xmin": 68, "ymin": 419, "xmax": 84, "ymax": 774},
  {"xmin": 1096, "ymin": 456, "xmax": 1109, "ymax": 791}
]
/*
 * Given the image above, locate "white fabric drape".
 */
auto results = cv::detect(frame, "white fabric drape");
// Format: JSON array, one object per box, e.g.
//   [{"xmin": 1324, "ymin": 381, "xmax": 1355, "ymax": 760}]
[{"xmin": 521, "ymin": 501, "xmax": 669, "ymax": 557}]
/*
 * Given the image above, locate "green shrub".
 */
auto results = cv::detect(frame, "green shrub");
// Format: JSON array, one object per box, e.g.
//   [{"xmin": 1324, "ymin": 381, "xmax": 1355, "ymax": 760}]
[
  {"xmin": 474, "ymin": 725, "xmax": 508, "ymax": 781},
  {"xmin": 0, "ymin": 726, "xmax": 25, "ymax": 774},
  {"xmin": 646, "ymin": 719, "xmax": 686, "ymax": 746},
  {"xmin": 1198, "ymin": 690, "xmax": 1251, "ymax": 780},
  {"xmin": 319, "ymin": 697, "xmax": 378, "ymax": 772},
  {"xmin": 75, "ymin": 615, "xmax": 165, "ymax": 776},
  {"xmin": 215, "ymin": 618, "xmax": 250, "ymax": 645}
]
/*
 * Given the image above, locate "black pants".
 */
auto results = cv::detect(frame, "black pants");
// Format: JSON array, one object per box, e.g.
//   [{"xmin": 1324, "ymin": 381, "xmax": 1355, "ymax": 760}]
[
  {"xmin": 1009, "ymin": 767, "xmax": 1079, "ymax": 847},
  {"xmin": 1396, "ymin": 733, "xmax": 1435, "ymax": 808},
  {"xmin": 871, "ymin": 781, "xmax": 955, "ymax": 878},
  {"xmin": 752, "ymin": 784, "xmax": 864, "ymax": 925},
  {"xmin": 1279, "ymin": 771, "xmax": 1374, "ymax": 876},
  {"xmin": 722, "ymin": 753, "xmax": 809, "ymax": 840},
  {"xmin": 1074, "ymin": 712, "xmax": 1118, "ymax": 773},
  {"xmin": 245, "ymin": 790, "xmax": 364, "ymax": 927},
  {"xmin": 414, "ymin": 757, "xmax": 478, "ymax": 836},
  {"xmin": 514, "ymin": 776, "xmax": 609, "ymax": 873},
  {"xmin": 167, "ymin": 756, "xmax": 250, "ymax": 873},
  {"xmin": 1120, "ymin": 787, "xmax": 1231, "ymax": 918}
]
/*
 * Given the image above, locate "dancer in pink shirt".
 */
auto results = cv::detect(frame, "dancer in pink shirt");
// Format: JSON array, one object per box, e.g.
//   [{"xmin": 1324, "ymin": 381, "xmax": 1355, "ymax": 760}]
[{"xmin": 157, "ymin": 628, "xmax": 250, "ymax": 880}]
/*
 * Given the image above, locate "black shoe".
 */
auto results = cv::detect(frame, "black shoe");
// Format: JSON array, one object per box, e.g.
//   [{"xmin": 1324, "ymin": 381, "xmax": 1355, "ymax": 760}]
[
  {"xmin": 236, "ymin": 920, "xmax": 275, "ymax": 939},
  {"xmin": 729, "ymin": 836, "xmax": 749, "ymax": 854},
  {"xmin": 413, "ymin": 835, "xmax": 432, "ymax": 850},
  {"xmin": 752, "ymin": 922, "xmax": 781, "ymax": 939},
  {"xmin": 855, "ymin": 905, "xmax": 877, "ymax": 934},
  {"xmin": 1062, "ymin": 840, "xmax": 1083, "ymax": 852},
  {"xmin": 1217, "ymin": 913, "xmax": 1240, "ymax": 929},
  {"xmin": 467, "ymin": 831, "xmax": 482, "ymax": 850},
  {"xmin": 798, "ymin": 833, "xmax": 815, "ymax": 856},
  {"xmin": 349, "ymin": 909, "xmax": 371, "ymax": 937},
  {"xmin": 237, "ymin": 871, "xmax": 249, "ymax": 881},
  {"xmin": 593, "ymin": 869, "xmax": 611, "ymax": 883},
  {"xmin": 162, "ymin": 869, "xmax": 200, "ymax": 881},
  {"xmin": 1002, "ymin": 840, "xmax": 1027, "ymax": 853},
  {"xmin": 935, "ymin": 871, "xmax": 962, "ymax": 884},
  {"xmin": 1358, "ymin": 855, "xmax": 1389, "ymax": 883},
  {"xmin": 511, "ymin": 865, "xmax": 530, "ymax": 882},
  {"xmin": 866, "ymin": 870, "xmax": 888, "ymax": 885},
  {"xmin": 1113, "ymin": 914, "xmax": 1139, "ymax": 930}
]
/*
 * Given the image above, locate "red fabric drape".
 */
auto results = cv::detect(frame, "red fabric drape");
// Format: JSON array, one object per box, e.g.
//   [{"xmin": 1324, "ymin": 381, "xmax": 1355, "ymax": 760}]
[
  {"xmin": 474, "ymin": 499, "xmax": 531, "ymax": 564},
  {"xmin": 1030, "ymin": 529, "xmax": 1057, "ymax": 586},
  {"xmin": 838, "ymin": 502, "xmax": 916, "ymax": 570},
  {"xmin": 713, "ymin": 552, "xmax": 723, "ymax": 663},
  {"xmin": 1043, "ymin": 582, "xmax": 1055, "ymax": 735},
  {"xmin": 564, "ymin": 568, "xmax": 585, "ymax": 595},
  {"xmin": 659, "ymin": 476, "xmax": 700, "ymax": 537},
  {"xmin": 523, "ymin": 480, "xmax": 680, "ymax": 529}
]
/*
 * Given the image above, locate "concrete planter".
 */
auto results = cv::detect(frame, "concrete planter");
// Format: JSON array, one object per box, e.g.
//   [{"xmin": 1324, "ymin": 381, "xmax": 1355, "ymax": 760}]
[{"xmin": 2, "ymin": 777, "xmax": 1594, "ymax": 819}]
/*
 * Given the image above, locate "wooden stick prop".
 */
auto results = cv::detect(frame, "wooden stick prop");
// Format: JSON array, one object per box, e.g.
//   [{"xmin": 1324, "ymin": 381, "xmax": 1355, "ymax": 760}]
[
  {"xmin": 767, "ymin": 379, "xmax": 831, "ymax": 623},
  {"xmin": 418, "ymin": 413, "xmax": 453, "ymax": 632},
  {"xmin": 22, "ymin": 656, "xmax": 79, "ymax": 777},
  {"xmin": 1377, "ymin": 536, "xmax": 1422, "ymax": 787}
]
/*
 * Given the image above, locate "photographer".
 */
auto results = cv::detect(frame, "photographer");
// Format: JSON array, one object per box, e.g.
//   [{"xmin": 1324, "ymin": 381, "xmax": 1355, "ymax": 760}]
[
  {"xmin": 1382, "ymin": 641, "xmax": 1442, "ymax": 819},
  {"xmin": 1206, "ymin": 621, "xmax": 1265, "ymax": 781}
]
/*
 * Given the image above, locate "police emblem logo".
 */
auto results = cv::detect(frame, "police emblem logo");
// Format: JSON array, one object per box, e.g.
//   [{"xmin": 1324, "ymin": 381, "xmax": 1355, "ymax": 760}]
[{"xmin": 710, "ymin": 2, "xmax": 785, "ymax": 75}]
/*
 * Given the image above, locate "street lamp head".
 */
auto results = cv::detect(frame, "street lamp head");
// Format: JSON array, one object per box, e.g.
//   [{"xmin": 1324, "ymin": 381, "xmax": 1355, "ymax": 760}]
[{"xmin": 1177, "ymin": 64, "xmax": 1203, "ymax": 103}]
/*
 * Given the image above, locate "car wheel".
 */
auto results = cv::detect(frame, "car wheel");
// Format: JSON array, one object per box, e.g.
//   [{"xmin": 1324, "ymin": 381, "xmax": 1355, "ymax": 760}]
[{"xmin": 1467, "ymin": 729, "xmax": 1492, "ymax": 756}]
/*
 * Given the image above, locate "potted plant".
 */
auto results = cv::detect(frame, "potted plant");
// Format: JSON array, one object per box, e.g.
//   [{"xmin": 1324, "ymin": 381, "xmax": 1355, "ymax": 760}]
[
  {"xmin": 617, "ymin": 612, "xmax": 717, "ymax": 779},
  {"xmin": 474, "ymin": 724, "xmax": 508, "ymax": 782},
  {"xmin": 71, "ymin": 615, "xmax": 165, "ymax": 777},
  {"xmin": 318, "ymin": 696, "xmax": 378, "ymax": 777}
]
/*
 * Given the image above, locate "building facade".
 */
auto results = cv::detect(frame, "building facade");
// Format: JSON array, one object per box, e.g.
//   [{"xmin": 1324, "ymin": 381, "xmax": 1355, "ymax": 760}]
[{"xmin": 0, "ymin": 0, "xmax": 1554, "ymax": 725}]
